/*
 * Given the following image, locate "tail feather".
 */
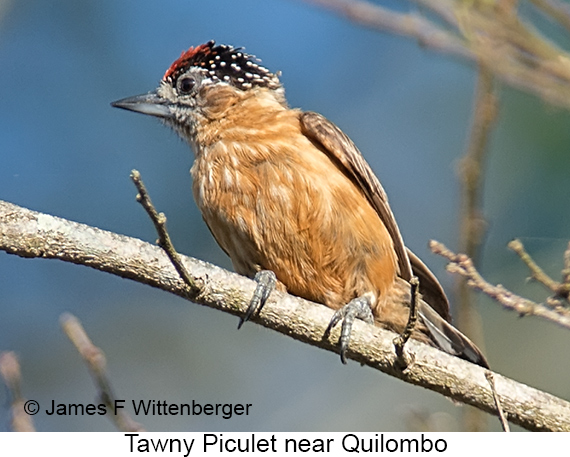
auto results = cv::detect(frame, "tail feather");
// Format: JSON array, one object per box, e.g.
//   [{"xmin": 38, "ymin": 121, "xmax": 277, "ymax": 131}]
[{"xmin": 418, "ymin": 301, "xmax": 489, "ymax": 368}]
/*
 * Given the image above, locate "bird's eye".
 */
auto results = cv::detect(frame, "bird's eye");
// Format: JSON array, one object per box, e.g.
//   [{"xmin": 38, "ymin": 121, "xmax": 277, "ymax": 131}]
[{"xmin": 177, "ymin": 76, "xmax": 196, "ymax": 94}]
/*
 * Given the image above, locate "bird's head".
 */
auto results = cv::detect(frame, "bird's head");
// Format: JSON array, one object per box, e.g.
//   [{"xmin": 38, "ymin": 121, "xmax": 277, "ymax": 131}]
[{"xmin": 112, "ymin": 41, "xmax": 286, "ymax": 141}]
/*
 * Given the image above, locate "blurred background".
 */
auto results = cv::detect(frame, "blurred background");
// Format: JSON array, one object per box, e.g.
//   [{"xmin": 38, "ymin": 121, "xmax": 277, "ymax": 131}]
[{"xmin": 1, "ymin": 0, "xmax": 569, "ymax": 432}]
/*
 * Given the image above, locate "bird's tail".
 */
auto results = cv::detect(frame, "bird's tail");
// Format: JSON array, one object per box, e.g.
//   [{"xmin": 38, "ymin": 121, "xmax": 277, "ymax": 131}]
[{"xmin": 418, "ymin": 301, "xmax": 489, "ymax": 368}]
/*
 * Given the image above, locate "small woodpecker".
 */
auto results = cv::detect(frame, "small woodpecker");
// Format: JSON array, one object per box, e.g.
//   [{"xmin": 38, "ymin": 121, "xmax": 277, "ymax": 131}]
[{"xmin": 112, "ymin": 41, "xmax": 488, "ymax": 367}]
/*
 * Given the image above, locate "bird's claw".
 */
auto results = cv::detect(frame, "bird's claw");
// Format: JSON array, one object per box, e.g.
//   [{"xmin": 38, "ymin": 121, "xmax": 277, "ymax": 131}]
[
  {"xmin": 238, "ymin": 270, "xmax": 277, "ymax": 329},
  {"xmin": 326, "ymin": 295, "xmax": 374, "ymax": 364}
]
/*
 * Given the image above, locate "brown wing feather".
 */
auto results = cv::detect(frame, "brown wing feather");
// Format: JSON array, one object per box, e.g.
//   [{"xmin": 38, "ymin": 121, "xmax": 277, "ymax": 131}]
[{"xmin": 300, "ymin": 111, "xmax": 451, "ymax": 322}]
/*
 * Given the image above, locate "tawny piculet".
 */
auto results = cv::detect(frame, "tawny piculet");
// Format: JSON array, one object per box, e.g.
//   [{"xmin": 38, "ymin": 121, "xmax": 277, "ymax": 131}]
[{"xmin": 112, "ymin": 41, "xmax": 488, "ymax": 367}]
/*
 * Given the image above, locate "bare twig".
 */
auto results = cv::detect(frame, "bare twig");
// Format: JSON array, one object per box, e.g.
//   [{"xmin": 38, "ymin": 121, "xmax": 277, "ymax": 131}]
[
  {"xmin": 485, "ymin": 371, "xmax": 511, "ymax": 432},
  {"xmin": 430, "ymin": 240, "xmax": 570, "ymax": 330},
  {"xmin": 60, "ymin": 313, "xmax": 145, "ymax": 432},
  {"xmin": 0, "ymin": 352, "xmax": 35, "ymax": 432},
  {"xmin": 130, "ymin": 170, "xmax": 201, "ymax": 295},
  {"xmin": 3, "ymin": 200, "xmax": 570, "ymax": 431},
  {"xmin": 393, "ymin": 276, "xmax": 420, "ymax": 368},
  {"xmin": 508, "ymin": 239, "xmax": 570, "ymax": 306},
  {"xmin": 508, "ymin": 239, "xmax": 561, "ymax": 294}
]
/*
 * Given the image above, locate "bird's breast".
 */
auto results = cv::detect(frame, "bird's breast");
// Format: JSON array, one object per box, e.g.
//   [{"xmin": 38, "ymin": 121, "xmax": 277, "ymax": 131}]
[{"xmin": 190, "ymin": 134, "xmax": 398, "ymax": 310}]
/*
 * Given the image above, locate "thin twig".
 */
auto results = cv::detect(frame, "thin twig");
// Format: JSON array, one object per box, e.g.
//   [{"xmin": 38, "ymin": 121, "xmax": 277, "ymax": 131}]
[
  {"xmin": 393, "ymin": 276, "xmax": 420, "ymax": 369},
  {"xmin": 430, "ymin": 240, "xmax": 570, "ymax": 330},
  {"xmin": 130, "ymin": 170, "xmax": 200, "ymax": 295},
  {"xmin": 60, "ymin": 313, "xmax": 145, "ymax": 432},
  {"xmin": 485, "ymin": 371, "xmax": 511, "ymax": 432},
  {"xmin": 508, "ymin": 239, "xmax": 561, "ymax": 294},
  {"xmin": 0, "ymin": 351, "xmax": 36, "ymax": 432}
]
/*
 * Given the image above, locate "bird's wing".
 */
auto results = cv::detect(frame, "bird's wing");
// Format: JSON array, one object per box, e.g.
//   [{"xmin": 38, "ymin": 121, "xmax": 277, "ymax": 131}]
[{"xmin": 300, "ymin": 111, "xmax": 450, "ymax": 321}]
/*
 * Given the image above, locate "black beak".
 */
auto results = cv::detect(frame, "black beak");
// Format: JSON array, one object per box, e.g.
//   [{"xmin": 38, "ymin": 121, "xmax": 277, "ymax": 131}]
[{"xmin": 111, "ymin": 92, "xmax": 173, "ymax": 119}]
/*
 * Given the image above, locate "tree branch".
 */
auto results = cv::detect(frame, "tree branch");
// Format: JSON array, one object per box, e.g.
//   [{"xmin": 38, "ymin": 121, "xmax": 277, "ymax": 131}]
[
  {"xmin": 431, "ymin": 240, "xmax": 570, "ymax": 329},
  {"xmin": 1, "ymin": 200, "xmax": 570, "ymax": 431},
  {"xmin": 300, "ymin": 0, "xmax": 570, "ymax": 109}
]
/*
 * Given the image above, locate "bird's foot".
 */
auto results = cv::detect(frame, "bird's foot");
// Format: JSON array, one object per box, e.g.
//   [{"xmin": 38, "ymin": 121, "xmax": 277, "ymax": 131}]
[
  {"xmin": 238, "ymin": 270, "xmax": 277, "ymax": 329},
  {"xmin": 325, "ymin": 294, "xmax": 374, "ymax": 364}
]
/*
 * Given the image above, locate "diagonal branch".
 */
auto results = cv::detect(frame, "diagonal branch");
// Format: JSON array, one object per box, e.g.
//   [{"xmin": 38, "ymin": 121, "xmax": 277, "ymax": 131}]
[{"xmin": 1, "ymin": 199, "xmax": 570, "ymax": 431}]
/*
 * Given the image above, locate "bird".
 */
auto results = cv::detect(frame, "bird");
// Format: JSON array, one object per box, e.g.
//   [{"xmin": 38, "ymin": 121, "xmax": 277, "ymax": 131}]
[{"xmin": 112, "ymin": 40, "xmax": 488, "ymax": 368}]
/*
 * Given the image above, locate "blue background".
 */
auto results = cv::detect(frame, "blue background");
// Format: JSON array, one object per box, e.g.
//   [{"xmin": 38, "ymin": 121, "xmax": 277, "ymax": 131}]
[{"xmin": 1, "ymin": 0, "xmax": 570, "ymax": 431}]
